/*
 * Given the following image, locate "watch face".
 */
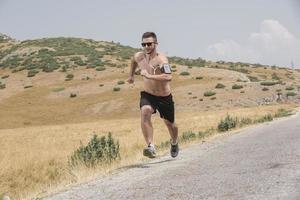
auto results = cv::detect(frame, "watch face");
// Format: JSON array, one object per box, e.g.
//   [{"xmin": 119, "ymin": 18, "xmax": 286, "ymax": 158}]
[{"xmin": 162, "ymin": 64, "xmax": 171, "ymax": 74}]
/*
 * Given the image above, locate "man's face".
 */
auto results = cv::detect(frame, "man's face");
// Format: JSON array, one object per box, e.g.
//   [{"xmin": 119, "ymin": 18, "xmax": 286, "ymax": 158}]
[{"xmin": 141, "ymin": 37, "xmax": 157, "ymax": 54}]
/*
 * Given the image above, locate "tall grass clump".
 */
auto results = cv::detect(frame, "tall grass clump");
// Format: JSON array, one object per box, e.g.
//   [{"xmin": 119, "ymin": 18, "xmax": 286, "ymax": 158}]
[
  {"xmin": 218, "ymin": 114, "xmax": 238, "ymax": 132},
  {"xmin": 69, "ymin": 133, "xmax": 120, "ymax": 168}
]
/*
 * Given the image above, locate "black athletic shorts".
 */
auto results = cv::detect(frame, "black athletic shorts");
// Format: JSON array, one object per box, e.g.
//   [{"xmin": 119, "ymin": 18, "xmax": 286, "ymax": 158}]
[{"xmin": 140, "ymin": 91, "xmax": 175, "ymax": 123}]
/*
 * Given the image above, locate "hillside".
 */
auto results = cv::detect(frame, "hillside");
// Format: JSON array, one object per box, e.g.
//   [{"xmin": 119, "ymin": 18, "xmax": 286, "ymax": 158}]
[{"xmin": 1, "ymin": 33, "xmax": 300, "ymax": 129}]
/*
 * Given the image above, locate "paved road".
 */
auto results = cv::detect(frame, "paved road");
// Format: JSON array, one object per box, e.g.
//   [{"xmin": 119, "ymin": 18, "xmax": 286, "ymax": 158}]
[{"xmin": 44, "ymin": 112, "xmax": 300, "ymax": 200}]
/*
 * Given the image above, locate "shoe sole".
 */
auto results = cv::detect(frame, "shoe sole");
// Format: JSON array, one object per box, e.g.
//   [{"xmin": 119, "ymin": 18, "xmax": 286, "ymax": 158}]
[{"xmin": 143, "ymin": 149, "xmax": 156, "ymax": 158}]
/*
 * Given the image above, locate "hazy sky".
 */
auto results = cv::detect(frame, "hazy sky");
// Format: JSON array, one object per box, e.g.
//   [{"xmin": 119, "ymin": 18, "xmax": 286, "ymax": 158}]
[{"xmin": 0, "ymin": 0, "xmax": 300, "ymax": 67}]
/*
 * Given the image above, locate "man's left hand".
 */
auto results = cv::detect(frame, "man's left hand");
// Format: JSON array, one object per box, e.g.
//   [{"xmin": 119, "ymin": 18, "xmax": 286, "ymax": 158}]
[{"xmin": 141, "ymin": 69, "xmax": 150, "ymax": 78}]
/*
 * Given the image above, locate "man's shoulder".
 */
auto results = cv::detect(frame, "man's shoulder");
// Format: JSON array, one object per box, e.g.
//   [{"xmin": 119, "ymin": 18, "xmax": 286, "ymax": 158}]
[
  {"xmin": 157, "ymin": 52, "xmax": 168, "ymax": 63},
  {"xmin": 133, "ymin": 51, "xmax": 144, "ymax": 61}
]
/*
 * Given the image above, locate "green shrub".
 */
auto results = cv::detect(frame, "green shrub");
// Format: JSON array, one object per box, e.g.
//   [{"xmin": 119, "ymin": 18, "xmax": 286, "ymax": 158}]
[
  {"xmin": 215, "ymin": 83, "xmax": 225, "ymax": 89},
  {"xmin": 285, "ymin": 86, "xmax": 294, "ymax": 91},
  {"xmin": 286, "ymin": 92, "xmax": 297, "ymax": 97},
  {"xmin": 204, "ymin": 91, "xmax": 216, "ymax": 97},
  {"xmin": 218, "ymin": 114, "xmax": 237, "ymax": 132},
  {"xmin": 117, "ymin": 80, "xmax": 125, "ymax": 85},
  {"xmin": 1, "ymin": 75, "xmax": 9, "ymax": 79},
  {"xmin": 66, "ymin": 74, "xmax": 74, "ymax": 79},
  {"xmin": 69, "ymin": 133, "xmax": 120, "ymax": 167},
  {"xmin": 232, "ymin": 84, "xmax": 243, "ymax": 89},
  {"xmin": 260, "ymin": 81, "xmax": 280, "ymax": 86},
  {"xmin": 65, "ymin": 74, "xmax": 74, "ymax": 81},
  {"xmin": 27, "ymin": 70, "xmax": 39, "ymax": 77},
  {"xmin": 180, "ymin": 71, "xmax": 190, "ymax": 76},
  {"xmin": 70, "ymin": 93, "xmax": 77, "ymax": 98},
  {"xmin": 24, "ymin": 85, "xmax": 33, "ymax": 89},
  {"xmin": 0, "ymin": 83, "xmax": 6, "ymax": 89},
  {"xmin": 195, "ymin": 76, "xmax": 203, "ymax": 80},
  {"xmin": 96, "ymin": 67, "xmax": 106, "ymax": 71},
  {"xmin": 113, "ymin": 87, "xmax": 120, "ymax": 92}
]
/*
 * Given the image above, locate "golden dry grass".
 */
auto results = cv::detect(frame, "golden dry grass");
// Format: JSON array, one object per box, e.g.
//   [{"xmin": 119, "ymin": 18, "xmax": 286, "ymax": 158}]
[{"xmin": 0, "ymin": 103, "xmax": 298, "ymax": 199}]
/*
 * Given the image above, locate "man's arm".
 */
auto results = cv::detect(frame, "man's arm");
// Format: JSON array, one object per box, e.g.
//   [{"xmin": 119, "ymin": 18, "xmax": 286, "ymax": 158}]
[
  {"xmin": 141, "ymin": 70, "xmax": 172, "ymax": 81},
  {"xmin": 127, "ymin": 54, "xmax": 140, "ymax": 83}
]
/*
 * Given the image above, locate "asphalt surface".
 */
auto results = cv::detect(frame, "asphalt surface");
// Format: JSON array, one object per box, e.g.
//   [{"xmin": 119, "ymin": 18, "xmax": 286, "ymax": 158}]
[{"xmin": 44, "ymin": 112, "xmax": 300, "ymax": 200}]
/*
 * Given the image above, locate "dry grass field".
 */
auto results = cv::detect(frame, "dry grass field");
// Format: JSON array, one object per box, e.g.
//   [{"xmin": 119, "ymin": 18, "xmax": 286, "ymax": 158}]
[{"xmin": 1, "ymin": 36, "xmax": 300, "ymax": 199}]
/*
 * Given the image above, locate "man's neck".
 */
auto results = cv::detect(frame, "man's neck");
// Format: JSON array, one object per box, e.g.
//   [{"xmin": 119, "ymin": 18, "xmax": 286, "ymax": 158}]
[{"xmin": 146, "ymin": 50, "xmax": 157, "ymax": 60}]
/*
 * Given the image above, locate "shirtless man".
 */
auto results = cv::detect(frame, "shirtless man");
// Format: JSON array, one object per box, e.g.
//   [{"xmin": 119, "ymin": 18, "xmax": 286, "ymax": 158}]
[{"xmin": 127, "ymin": 32, "xmax": 179, "ymax": 158}]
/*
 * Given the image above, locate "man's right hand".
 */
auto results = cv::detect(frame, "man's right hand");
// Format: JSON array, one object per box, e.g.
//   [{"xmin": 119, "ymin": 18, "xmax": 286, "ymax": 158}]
[{"xmin": 127, "ymin": 76, "xmax": 134, "ymax": 84}]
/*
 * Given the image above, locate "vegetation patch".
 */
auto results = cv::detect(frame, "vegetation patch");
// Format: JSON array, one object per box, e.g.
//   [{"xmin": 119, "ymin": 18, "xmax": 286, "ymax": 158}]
[
  {"xmin": 180, "ymin": 71, "xmax": 190, "ymax": 76},
  {"xmin": 204, "ymin": 91, "xmax": 216, "ymax": 97},
  {"xmin": 69, "ymin": 133, "xmax": 120, "ymax": 167},
  {"xmin": 260, "ymin": 81, "xmax": 280, "ymax": 86},
  {"xmin": 232, "ymin": 84, "xmax": 243, "ymax": 89},
  {"xmin": 215, "ymin": 83, "xmax": 225, "ymax": 89}
]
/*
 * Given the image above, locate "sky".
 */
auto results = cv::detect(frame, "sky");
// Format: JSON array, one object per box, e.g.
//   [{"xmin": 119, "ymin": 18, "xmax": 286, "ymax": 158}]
[{"xmin": 0, "ymin": 0, "xmax": 300, "ymax": 68}]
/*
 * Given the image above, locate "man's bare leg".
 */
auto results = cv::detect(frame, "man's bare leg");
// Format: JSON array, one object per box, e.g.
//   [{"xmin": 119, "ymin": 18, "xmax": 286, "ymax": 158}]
[
  {"xmin": 141, "ymin": 105, "xmax": 154, "ymax": 145},
  {"xmin": 164, "ymin": 119, "xmax": 178, "ymax": 144}
]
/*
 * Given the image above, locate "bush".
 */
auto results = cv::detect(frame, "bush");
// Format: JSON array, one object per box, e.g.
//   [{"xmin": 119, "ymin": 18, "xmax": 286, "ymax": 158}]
[
  {"xmin": 204, "ymin": 91, "xmax": 216, "ymax": 97},
  {"xmin": 232, "ymin": 84, "xmax": 243, "ymax": 89},
  {"xmin": 260, "ymin": 81, "xmax": 280, "ymax": 86},
  {"xmin": 113, "ymin": 87, "xmax": 120, "ymax": 92},
  {"xmin": 215, "ymin": 83, "xmax": 225, "ymax": 89},
  {"xmin": 195, "ymin": 76, "xmax": 203, "ymax": 80},
  {"xmin": 285, "ymin": 86, "xmax": 294, "ymax": 91},
  {"xmin": 27, "ymin": 70, "xmax": 39, "ymax": 77},
  {"xmin": 0, "ymin": 83, "xmax": 6, "ymax": 89},
  {"xmin": 69, "ymin": 133, "xmax": 120, "ymax": 167},
  {"xmin": 65, "ymin": 74, "xmax": 74, "ymax": 81},
  {"xmin": 96, "ymin": 67, "xmax": 106, "ymax": 71},
  {"xmin": 24, "ymin": 85, "xmax": 33, "ymax": 89},
  {"xmin": 286, "ymin": 92, "xmax": 297, "ymax": 97},
  {"xmin": 1, "ymin": 75, "xmax": 9, "ymax": 79},
  {"xmin": 262, "ymin": 87, "xmax": 269, "ymax": 91},
  {"xmin": 180, "ymin": 71, "xmax": 190, "ymax": 76},
  {"xmin": 218, "ymin": 114, "xmax": 237, "ymax": 132},
  {"xmin": 117, "ymin": 80, "xmax": 125, "ymax": 85},
  {"xmin": 70, "ymin": 93, "xmax": 77, "ymax": 98}
]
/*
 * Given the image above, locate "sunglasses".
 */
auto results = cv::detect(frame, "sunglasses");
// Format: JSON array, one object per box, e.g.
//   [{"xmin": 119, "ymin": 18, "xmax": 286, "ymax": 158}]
[{"xmin": 141, "ymin": 42, "xmax": 155, "ymax": 47}]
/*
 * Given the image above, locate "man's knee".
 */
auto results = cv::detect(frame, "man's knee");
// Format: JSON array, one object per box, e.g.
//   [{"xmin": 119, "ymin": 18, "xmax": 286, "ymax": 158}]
[
  {"xmin": 164, "ymin": 119, "xmax": 177, "ymax": 129},
  {"xmin": 141, "ymin": 106, "xmax": 153, "ymax": 121}
]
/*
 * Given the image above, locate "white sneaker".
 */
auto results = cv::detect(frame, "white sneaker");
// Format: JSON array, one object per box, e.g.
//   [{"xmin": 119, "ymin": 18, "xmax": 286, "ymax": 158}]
[{"xmin": 143, "ymin": 144, "xmax": 156, "ymax": 158}]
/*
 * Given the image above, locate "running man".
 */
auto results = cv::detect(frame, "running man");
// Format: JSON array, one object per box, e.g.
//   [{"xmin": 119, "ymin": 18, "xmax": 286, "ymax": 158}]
[{"xmin": 127, "ymin": 32, "xmax": 179, "ymax": 158}]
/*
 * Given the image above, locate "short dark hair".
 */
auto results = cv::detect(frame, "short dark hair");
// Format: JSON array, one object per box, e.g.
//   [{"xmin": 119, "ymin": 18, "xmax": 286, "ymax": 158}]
[{"xmin": 142, "ymin": 32, "xmax": 157, "ymax": 42}]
